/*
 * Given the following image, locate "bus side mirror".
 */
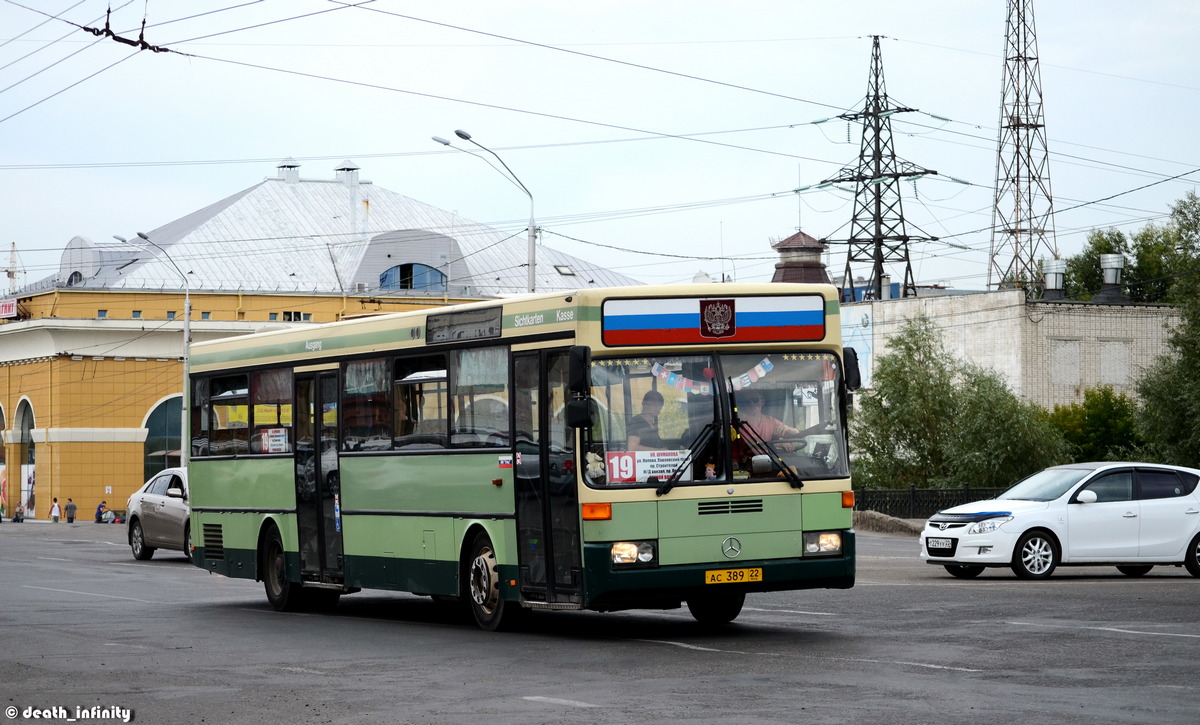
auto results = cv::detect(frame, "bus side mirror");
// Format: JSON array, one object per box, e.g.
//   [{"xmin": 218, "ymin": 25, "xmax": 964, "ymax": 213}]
[
  {"xmin": 843, "ymin": 347, "xmax": 862, "ymax": 391},
  {"xmin": 564, "ymin": 399, "xmax": 594, "ymax": 429},
  {"xmin": 568, "ymin": 345, "xmax": 591, "ymax": 396}
]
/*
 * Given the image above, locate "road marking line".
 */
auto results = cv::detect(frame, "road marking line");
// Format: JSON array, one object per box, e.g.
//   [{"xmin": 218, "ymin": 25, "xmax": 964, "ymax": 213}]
[
  {"xmin": 636, "ymin": 639, "xmax": 980, "ymax": 671},
  {"xmin": 23, "ymin": 585, "xmax": 162, "ymax": 604},
  {"xmin": 743, "ymin": 607, "xmax": 836, "ymax": 616},
  {"xmin": 37, "ymin": 557, "xmax": 72, "ymax": 562},
  {"xmin": 1008, "ymin": 621, "xmax": 1200, "ymax": 639},
  {"xmin": 637, "ymin": 639, "xmax": 744, "ymax": 653},
  {"xmin": 522, "ymin": 696, "xmax": 600, "ymax": 708},
  {"xmin": 828, "ymin": 657, "xmax": 982, "ymax": 672}
]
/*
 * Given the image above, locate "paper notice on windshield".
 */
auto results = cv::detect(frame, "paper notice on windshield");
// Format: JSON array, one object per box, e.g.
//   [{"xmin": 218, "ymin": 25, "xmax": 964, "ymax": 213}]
[{"xmin": 606, "ymin": 450, "xmax": 693, "ymax": 483}]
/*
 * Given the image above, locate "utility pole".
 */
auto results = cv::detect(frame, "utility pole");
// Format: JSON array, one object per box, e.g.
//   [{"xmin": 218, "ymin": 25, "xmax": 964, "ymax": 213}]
[
  {"xmin": 823, "ymin": 36, "xmax": 937, "ymax": 303},
  {"xmin": 989, "ymin": 0, "xmax": 1058, "ymax": 296}
]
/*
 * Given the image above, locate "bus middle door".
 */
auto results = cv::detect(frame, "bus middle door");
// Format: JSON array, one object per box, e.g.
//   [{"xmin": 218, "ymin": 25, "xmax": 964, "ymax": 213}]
[
  {"xmin": 294, "ymin": 371, "xmax": 345, "ymax": 584},
  {"xmin": 513, "ymin": 350, "xmax": 582, "ymax": 606}
]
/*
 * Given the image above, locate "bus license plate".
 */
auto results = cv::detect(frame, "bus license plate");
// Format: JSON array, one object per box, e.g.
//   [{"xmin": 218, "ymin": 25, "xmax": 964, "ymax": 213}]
[
  {"xmin": 705, "ymin": 567, "xmax": 762, "ymax": 584},
  {"xmin": 927, "ymin": 538, "xmax": 953, "ymax": 549}
]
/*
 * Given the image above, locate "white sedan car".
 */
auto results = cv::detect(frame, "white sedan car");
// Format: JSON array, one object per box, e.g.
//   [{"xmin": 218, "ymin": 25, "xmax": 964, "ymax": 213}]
[{"xmin": 920, "ymin": 462, "xmax": 1200, "ymax": 579}]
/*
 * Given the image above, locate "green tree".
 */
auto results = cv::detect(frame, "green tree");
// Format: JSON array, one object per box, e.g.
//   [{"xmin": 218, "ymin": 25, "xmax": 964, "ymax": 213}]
[
  {"xmin": 1048, "ymin": 386, "xmax": 1141, "ymax": 462},
  {"xmin": 1136, "ymin": 297, "xmax": 1200, "ymax": 468},
  {"xmin": 851, "ymin": 315, "xmax": 1070, "ymax": 489},
  {"xmin": 1064, "ymin": 191, "xmax": 1200, "ymax": 303}
]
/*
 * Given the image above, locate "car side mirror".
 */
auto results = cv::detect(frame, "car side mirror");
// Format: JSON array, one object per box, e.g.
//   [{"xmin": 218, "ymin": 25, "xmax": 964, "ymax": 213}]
[
  {"xmin": 1076, "ymin": 489, "xmax": 1097, "ymax": 504},
  {"xmin": 167, "ymin": 487, "xmax": 185, "ymax": 500}
]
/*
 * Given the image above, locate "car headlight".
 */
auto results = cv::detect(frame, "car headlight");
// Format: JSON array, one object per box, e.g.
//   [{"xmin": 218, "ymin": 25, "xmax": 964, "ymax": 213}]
[
  {"xmin": 804, "ymin": 531, "xmax": 842, "ymax": 555},
  {"xmin": 611, "ymin": 541, "xmax": 656, "ymax": 566},
  {"xmin": 967, "ymin": 516, "xmax": 1013, "ymax": 535}
]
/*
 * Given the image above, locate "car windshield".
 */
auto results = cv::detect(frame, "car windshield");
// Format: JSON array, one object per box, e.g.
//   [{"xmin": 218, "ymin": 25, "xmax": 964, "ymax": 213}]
[{"xmin": 998, "ymin": 467, "xmax": 1093, "ymax": 501}]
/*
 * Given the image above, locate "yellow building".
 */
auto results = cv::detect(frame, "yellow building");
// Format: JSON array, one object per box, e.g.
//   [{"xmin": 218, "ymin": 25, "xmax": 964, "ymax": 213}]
[{"xmin": 0, "ymin": 160, "xmax": 640, "ymax": 520}]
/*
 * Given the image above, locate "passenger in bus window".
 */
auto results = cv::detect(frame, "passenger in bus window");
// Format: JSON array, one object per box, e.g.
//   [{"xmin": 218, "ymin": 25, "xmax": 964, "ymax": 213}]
[{"xmin": 626, "ymin": 390, "xmax": 665, "ymax": 451}]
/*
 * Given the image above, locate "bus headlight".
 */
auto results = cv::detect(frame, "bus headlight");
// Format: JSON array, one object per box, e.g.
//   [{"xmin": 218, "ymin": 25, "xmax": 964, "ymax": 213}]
[
  {"xmin": 611, "ymin": 541, "xmax": 656, "ymax": 566},
  {"xmin": 804, "ymin": 532, "xmax": 842, "ymax": 556}
]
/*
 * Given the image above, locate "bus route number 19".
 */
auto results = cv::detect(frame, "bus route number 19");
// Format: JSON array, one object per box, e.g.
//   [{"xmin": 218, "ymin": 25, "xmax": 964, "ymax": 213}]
[{"xmin": 606, "ymin": 452, "xmax": 637, "ymax": 483}]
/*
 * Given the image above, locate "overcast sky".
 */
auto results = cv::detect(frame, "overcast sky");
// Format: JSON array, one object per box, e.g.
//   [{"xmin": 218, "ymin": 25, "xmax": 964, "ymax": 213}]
[{"xmin": 2, "ymin": 0, "xmax": 1198, "ymax": 294}]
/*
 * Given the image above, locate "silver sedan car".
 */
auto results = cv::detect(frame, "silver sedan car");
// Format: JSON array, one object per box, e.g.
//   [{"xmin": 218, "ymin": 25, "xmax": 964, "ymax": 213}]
[{"xmin": 126, "ymin": 467, "xmax": 191, "ymax": 561}]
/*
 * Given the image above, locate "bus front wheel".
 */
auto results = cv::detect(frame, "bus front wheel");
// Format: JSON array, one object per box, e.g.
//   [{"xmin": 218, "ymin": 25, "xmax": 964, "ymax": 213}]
[
  {"xmin": 686, "ymin": 591, "xmax": 745, "ymax": 626},
  {"xmin": 466, "ymin": 532, "xmax": 520, "ymax": 631},
  {"xmin": 263, "ymin": 526, "xmax": 304, "ymax": 612}
]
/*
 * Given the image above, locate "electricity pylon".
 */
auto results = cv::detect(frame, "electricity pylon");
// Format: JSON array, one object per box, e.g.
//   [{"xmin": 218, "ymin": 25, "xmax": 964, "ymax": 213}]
[
  {"xmin": 989, "ymin": 0, "xmax": 1058, "ymax": 296},
  {"xmin": 823, "ymin": 35, "xmax": 937, "ymax": 303}
]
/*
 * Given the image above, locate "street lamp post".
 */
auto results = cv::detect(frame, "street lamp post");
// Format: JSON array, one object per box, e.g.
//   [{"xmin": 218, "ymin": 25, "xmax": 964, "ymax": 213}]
[
  {"xmin": 433, "ymin": 130, "xmax": 537, "ymax": 293},
  {"xmin": 117, "ymin": 233, "xmax": 191, "ymax": 467}
]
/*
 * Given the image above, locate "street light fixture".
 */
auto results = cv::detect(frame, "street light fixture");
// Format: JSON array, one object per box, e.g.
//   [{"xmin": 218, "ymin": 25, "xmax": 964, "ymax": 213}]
[
  {"xmin": 115, "ymin": 232, "xmax": 191, "ymax": 467},
  {"xmin": 434, "ymin": 130, "xmax": 537, "ymax": 293}
]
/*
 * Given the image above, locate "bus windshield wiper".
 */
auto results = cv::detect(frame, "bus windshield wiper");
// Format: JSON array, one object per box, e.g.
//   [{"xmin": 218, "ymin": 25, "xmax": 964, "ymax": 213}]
[
  {"xmin": 657, "ymin": 422, "xmax": 717, "ymax": 497},
  {"xmin": 730, "ymin": 388, "xmax": 804, "ymax": 489}
]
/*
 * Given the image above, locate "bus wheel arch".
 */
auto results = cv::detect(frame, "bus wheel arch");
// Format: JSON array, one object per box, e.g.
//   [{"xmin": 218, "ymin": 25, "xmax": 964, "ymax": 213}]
[
  {"xmin": 462, "ymin": 527, "xmax": 521, "ymax": 631},
  {"xmin": 259, "ymin": 520, "xmax": 304, "ymax": 611}
]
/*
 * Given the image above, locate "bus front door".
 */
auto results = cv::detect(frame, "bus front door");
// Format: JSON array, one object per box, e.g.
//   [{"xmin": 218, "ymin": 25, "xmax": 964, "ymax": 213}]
[
  {"xmin": 294, "ymin": 371, "xmax": 345, "ymax": 584},
  {"xmin": 513, "ymin": 350, "xmax": 582, "ymax": 606}
]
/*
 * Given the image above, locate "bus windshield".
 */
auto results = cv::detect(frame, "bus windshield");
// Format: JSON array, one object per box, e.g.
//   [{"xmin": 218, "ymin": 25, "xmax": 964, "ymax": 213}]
[{"xmin": 581, "ymin": 351, "xmax": 849, "ymax": 487}]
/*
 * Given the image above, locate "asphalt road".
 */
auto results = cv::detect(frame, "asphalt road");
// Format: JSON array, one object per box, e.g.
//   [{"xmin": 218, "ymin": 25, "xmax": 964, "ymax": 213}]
[{"xmin": 2, "ymin": 521, "xmax": 1198, "ymax": 725}]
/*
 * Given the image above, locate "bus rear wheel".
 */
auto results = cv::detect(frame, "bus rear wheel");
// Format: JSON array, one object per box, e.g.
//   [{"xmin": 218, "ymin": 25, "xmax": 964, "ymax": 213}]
[
  {"xmin": 686, "ymin": 591, "xmax": 745, "ymax": 626},
  {"xmin": 466, "ymin": 532, "xmax": 520, "ymax": 631},
  {"xmin": 263, "ymin": 526, "xmax": 304, "ymax": 612}
]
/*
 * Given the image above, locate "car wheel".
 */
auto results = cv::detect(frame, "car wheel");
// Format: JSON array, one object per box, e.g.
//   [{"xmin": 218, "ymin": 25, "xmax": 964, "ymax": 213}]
[
  {"xmin": 1184, "ymin": 533, "xmax": 1200, "ymax": 578},
  {"xmin": 1116, "ymin": 565, "xmax": 1153, "ymax": 577},
  {"xmin": 130, "ymin": 519, "xmax": 155, "ymax": 561},
  {"xmin": 466, "ymin": 531, "xmax": 521, "ymax": 631},
  {"xmin": 944, "ymin": 565, "xmax": 985, "ymax": 579},
  {"xmin": 182, "ymin": 524, "xmax": 193, "ymax": 562},
  {"xmin": 1010, "ymin": 530, "xmax": 1058, "ymax": 579},
  {"xmin": 686, "ymin": 592, "xmax": 746, "ymax": 626},
  {"xmin": 262, "ymin": 525, "xmax": 304, "ymax": 612}
]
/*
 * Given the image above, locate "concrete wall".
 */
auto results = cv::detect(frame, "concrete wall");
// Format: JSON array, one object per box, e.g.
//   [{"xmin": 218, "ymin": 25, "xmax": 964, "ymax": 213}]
[{"xmin": 844, "ymin": 290, "xmax": 1180, "ymax": 410}]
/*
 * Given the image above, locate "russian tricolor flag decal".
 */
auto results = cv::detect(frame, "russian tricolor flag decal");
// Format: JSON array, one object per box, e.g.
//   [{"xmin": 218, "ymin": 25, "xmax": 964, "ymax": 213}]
[{"xmin": 602, "ymin": 295, "xmax": 825, "ymax": 346}]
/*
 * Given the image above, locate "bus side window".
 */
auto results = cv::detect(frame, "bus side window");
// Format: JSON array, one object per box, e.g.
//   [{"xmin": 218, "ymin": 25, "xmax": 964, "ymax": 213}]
[
  {"xmin": 393, "ymin": 354, "xmax": 449, "ymax": 450},
  {"xmin": 342, "ymin": 358, "xmax": 392, "ymax": 451}
]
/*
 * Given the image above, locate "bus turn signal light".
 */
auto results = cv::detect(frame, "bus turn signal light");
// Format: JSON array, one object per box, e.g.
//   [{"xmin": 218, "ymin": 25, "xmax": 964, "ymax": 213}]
[
  {"xmin": 842, "ymin": 490, "xmax": 855, "ymax": 509},
  {"xmin": 582, "ymin": 503, "xmax": 612, "ymax": 520}
]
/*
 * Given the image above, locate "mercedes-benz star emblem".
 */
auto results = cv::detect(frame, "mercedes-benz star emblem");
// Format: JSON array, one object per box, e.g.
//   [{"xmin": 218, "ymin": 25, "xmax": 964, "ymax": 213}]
[{"xmin": 722, "ymin": 536, "xmax": 742, "ymax": 559}]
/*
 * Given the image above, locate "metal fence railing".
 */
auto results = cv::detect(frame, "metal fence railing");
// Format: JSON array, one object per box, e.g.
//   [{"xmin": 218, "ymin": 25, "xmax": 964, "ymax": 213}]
[{"xmin": 854, "ymin": 486, "xmax": 1006, "ymax": 520}]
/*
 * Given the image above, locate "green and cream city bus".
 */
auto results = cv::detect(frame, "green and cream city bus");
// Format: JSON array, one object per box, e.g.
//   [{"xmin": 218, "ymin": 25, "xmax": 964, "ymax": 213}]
[{"xmin": 187, "ymin": 283, "xmax": 861, "ymax": 630}]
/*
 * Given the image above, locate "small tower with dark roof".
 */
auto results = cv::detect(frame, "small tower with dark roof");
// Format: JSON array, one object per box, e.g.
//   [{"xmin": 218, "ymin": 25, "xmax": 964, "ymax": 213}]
[{"xmin": 770, "ymin": 231, "xmax": 831, "ymax": 285}]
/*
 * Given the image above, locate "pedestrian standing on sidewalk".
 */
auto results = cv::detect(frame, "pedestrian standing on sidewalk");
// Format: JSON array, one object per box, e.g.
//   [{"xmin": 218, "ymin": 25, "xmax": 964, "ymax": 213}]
[
  {"xmin": 65, "ymin": 498, "xmax": 77, "ymax": 523},
  {"xmin": 50, "ymin": 498, "xmax": 61, "ymax": 523}
]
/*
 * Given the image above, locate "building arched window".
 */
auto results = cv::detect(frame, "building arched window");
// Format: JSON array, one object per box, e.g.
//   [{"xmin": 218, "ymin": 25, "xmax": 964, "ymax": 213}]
[
  {"xmin": 379, "ymin": 263, "xmax": 447, "ymax": 292},
  {"xmin": 144, "ymin": 397, "xmax": 181, "ymax": 480},
  {"xmin": 0, "ymin": 404, "xmax": 6, "ymax": 518},
  {"xmin": 15, "ymin": 400, "xmax": 35, "ymax": 517}
]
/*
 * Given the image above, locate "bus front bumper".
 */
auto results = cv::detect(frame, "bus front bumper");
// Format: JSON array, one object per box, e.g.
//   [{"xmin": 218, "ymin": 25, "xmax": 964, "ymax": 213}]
[{"xmin": 580, "ymin": 530, "xmax": 855, "ymax": 611}]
